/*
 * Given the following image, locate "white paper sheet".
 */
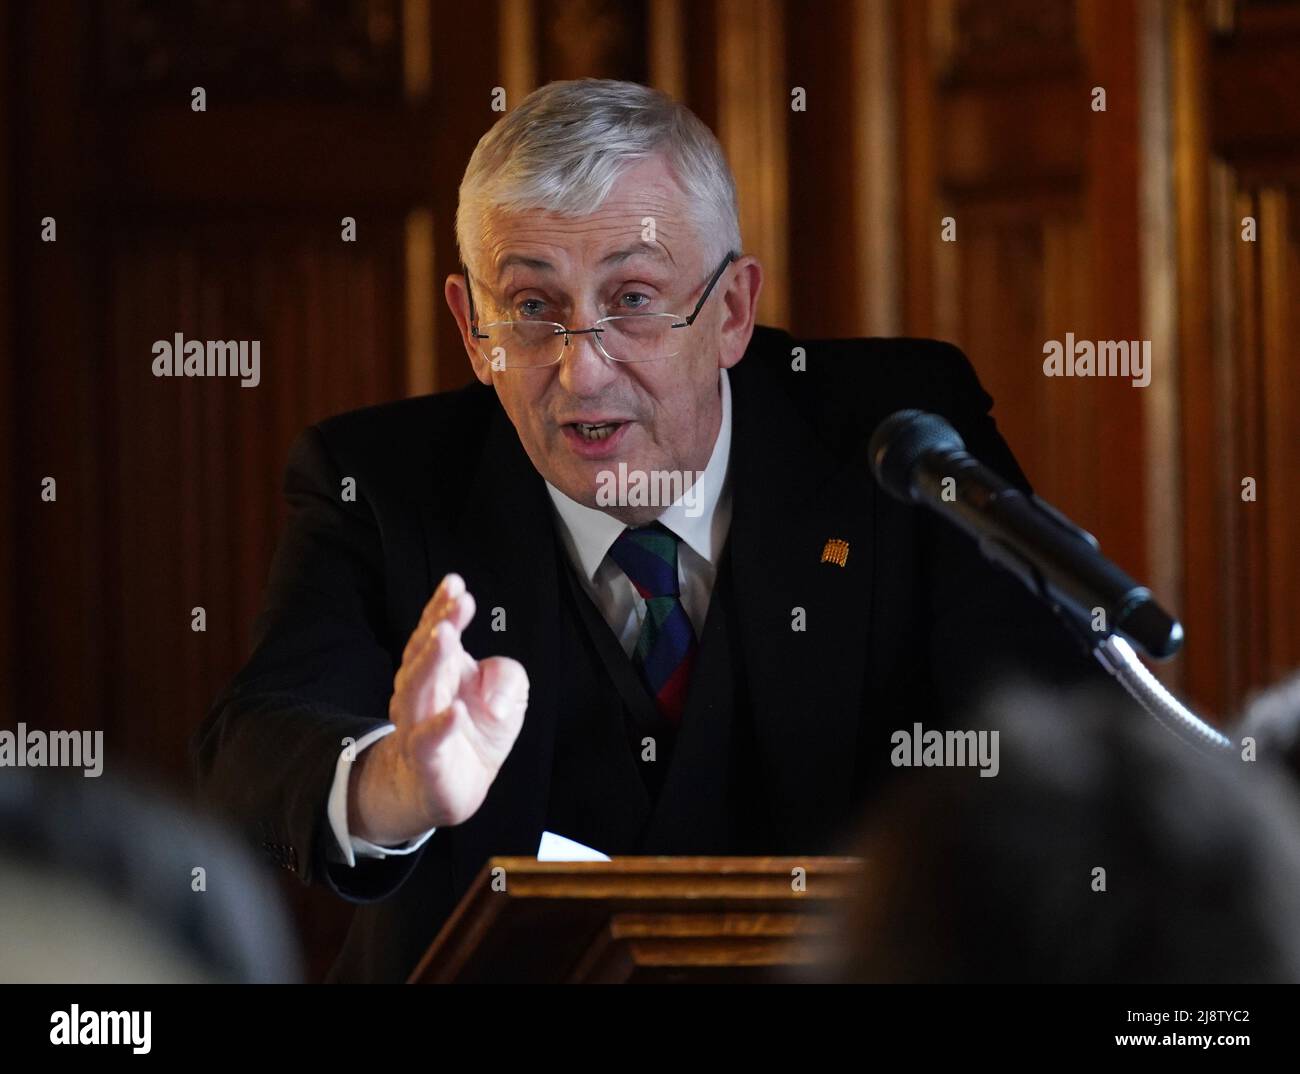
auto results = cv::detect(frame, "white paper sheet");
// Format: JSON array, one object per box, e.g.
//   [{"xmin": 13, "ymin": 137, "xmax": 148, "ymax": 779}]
[{"xmin": 536, "ymin": 830, "xmax": 611, "ymax": 862}]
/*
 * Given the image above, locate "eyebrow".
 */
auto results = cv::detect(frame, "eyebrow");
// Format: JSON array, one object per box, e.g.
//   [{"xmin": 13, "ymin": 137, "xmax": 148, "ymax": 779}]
[{"xmin": 494, "ymin": 243, "xmax": 671, "ymax": 281}]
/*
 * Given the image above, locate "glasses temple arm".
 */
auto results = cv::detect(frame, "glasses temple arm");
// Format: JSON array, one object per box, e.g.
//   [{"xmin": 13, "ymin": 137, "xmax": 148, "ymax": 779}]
[
  {"xmin": 462, "ymin": 265, "xmax": 487, "ymax": 338},
  {"xmin": 679, "ymin": 251, "xmax": 740, "ymax": 326}
]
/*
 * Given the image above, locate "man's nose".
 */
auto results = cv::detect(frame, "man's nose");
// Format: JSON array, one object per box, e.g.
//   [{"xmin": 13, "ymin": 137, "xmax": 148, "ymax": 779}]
[{"xmin": 556, "ymin": 320, "xmax": 618, "ymax": 395}]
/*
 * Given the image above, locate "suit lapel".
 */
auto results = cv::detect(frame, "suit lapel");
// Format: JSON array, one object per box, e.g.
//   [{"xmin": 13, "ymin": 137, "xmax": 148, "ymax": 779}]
[
  {"xmin": 422, "ymin": 399, "xmax": 562, "ymax": 889},
  {"xmin": 725, "ymin": 349, "xmax": 873, "ymax": 851}
]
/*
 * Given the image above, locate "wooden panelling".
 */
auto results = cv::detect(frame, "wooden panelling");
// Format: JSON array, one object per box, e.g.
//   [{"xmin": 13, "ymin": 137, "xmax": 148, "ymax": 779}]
[
  {"xmin": 1245, "ymin": 188, "xmax": 1300, "ymax": 686},
  {"xmin": 1175, "ymin": 0, "xmax": 1300, "ymax": 715},
  {"xmin": 6, "ymin": 0, "xmax": 459, "ymax": 980},
  {"xmin": 945, "ymin": 211, "xmax": 1102, "ymax": 539},
  {"xmin": 785, "ymin": 0, "xmax": 863, "ymax": 337},
  {"xmin": 899, "ymin": 0, "xmax": 939, "ymax": 334},
  {"xmin": 901, "ymin": 0, "xmax": 1147, "ymax": 589},
  {"xmin": 10, "ymin": 0, "xmax": 430, "ymax": 768},
  {"xmin": 537, "ymin": 0, "xmax": 648, "ymax": 83},
  {"xmin": 100, "ymin": 219, "xmax": 407, "ymax": 772},
  {"xmin": 96, "ymin": 0, "xmax": 407, "ymax": 97},
  {"xmin": 1171, "ymin": 0, "xmax": 1222, "ymax": 712},
  {"xmin": 1137, "ymin": 0, "xmax": 1182, "ymax": 664},
  {"xmin": 94, "ymin": 103, "xmax": 438, "ymax": 208},
  {"xmin": 431, "ymin": 0, "xmax": 501, "ymax": 390},
  {"xmin": 1209, "ymin": 5, "xmax": 1300, "ymax": 181},
  {"xmin": 11, "ymin": 0, "xmax": 109, "ymax": 738},
  {"xmin": 1079, "ymin": 0, "xmax": 1146, "ymax": 590},
  {"xmin": 940, "ymin": 0, "xmax": 1081, "ymax": 81},
  {"xmin": 0, "ymin": 0, "xmax": 15, "ymax": 719},
  {"xmin": 648, "ymin": 0, "xmax": 687, "ymax": 99},
  {"xmin": 856, "ymin": 0, "xmax": 903, "ymax": 336},
  {"xmin": 716, "ymin": 0, "xmax": 789, "ymax": 328}
]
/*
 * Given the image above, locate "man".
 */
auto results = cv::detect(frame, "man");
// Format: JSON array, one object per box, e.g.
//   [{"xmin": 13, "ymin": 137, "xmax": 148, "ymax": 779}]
[{"xmin": 195, "ymin": 79, "xmax": 1108, "ymax": 982}]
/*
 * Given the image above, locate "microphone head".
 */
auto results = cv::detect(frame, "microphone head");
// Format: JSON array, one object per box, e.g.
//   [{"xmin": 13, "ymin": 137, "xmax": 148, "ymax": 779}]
[
  {"xmin": 1117, "ymin": 599, "xmax": 1185, "ymax": 660},
  {"xmin": 869, "ymin": 409, "xmax": 966, "ymax": 502}
]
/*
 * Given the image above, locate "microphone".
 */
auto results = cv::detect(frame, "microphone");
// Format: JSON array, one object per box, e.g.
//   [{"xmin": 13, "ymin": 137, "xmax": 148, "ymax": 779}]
[{"xmin": 868, "ymin": 409, "xmax": 1183, "ymax": 660}]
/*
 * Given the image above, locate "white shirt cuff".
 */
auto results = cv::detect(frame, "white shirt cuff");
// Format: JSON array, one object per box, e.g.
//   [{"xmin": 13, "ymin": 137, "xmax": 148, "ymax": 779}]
[{"xmin": 326, "ymin": 724, "xmax": 437, "ymax": 868}]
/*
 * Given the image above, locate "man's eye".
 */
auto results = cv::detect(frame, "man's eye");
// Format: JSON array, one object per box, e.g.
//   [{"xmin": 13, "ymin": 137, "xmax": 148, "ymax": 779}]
[
  {"xmin": 616, "ymin": 292, "xmax": 652, "ymax": 312},
  {"xmin": 516, "ymin": 298, "xmax": 548, "ymax": 319}
]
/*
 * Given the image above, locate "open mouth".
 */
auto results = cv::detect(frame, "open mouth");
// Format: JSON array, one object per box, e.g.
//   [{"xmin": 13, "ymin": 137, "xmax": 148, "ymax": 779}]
[
  {"xmin": 570, "ymin": 421, "xmax": 624, "ymax": 442},
  {"xmin": 560, "ymin": 419, "xmax": 632, "ymax": 455}
]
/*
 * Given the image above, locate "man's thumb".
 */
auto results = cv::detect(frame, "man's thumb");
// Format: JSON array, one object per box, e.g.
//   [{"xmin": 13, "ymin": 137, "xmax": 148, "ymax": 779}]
[{"xmin": 479, "ymin": 656, "xmax": 529, "ymax": 714}]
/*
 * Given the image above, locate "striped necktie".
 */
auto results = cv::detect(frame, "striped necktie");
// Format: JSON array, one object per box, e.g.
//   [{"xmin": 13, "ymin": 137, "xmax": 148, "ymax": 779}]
[{"xmin": 607, "ymin": 521, "xmax": 698, "ymax": 726}]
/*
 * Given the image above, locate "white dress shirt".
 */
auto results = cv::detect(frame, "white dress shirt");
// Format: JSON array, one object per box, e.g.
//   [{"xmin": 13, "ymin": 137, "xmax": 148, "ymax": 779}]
[
  {"xmin": 326, "ymin": 369, "xmax": 734, "ymax": 866},
  {"xmin": 544, "ymin": 366, "xmax": 734, "ymax": 653}
]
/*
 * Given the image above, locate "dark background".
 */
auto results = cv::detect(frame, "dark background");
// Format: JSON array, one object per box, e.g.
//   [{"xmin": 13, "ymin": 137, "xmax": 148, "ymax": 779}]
[{"xmin": 3, "ymin": 0, "xmax": 1299, "ymax": 979}]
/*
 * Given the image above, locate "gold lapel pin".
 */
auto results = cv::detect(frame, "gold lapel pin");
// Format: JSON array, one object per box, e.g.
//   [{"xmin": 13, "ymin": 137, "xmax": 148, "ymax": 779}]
[{"xmin": 820, "ymin": 538, "xmax": 850, "ymax": 568}]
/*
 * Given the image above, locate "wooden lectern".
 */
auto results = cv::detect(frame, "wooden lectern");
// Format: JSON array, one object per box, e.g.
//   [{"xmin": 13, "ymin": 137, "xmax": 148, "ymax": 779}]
[{"xmin": 408, "ymin": 856, "xmax": 864, "ymax": 983}]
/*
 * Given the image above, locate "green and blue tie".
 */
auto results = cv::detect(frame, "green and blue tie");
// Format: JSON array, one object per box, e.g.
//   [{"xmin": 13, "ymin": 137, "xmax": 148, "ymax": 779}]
[{"xmin": 607, "ymin": 521, "xmax": 699, "ymax": 726}]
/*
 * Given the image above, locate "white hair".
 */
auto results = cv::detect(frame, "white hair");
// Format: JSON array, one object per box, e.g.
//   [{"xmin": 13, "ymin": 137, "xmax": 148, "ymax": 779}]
[{"xmin": 455, "ymin": 79, "xmax": 742, "ymax": 276}]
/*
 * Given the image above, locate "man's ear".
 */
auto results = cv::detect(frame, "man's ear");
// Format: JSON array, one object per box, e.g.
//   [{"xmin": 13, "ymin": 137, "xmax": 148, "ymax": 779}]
[
  {"xmin": 445, "ymin": 274, "xmax": 493, "ymax": 386},
  {"xmin": 717, "ymin": 256, "xmax": 763, "ymax": 370}
]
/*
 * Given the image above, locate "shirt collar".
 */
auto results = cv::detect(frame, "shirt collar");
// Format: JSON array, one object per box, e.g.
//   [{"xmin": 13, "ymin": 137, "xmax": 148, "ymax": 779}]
[{"xmin": 545, "ymin": 367, "xmax": 733, "ymax": 582}]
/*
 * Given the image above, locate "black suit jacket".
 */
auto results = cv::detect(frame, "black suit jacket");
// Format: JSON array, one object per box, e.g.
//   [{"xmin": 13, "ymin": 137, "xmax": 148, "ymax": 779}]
[{"xmin": 194, "ymin": 326, "xmax": 1112, "ymax": 981}]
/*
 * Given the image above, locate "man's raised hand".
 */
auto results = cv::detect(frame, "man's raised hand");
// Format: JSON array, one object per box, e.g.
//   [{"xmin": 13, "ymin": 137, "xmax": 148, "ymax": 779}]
[{"xmin": 349, "ymin": 573, "xmax": 529, "ymax": 845}]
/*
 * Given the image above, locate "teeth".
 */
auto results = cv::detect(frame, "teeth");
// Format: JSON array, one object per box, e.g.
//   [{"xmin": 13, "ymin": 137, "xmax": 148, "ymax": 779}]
[{"xmin": 575, "ymin": 422, "xmax": 618, "ymax": 441}]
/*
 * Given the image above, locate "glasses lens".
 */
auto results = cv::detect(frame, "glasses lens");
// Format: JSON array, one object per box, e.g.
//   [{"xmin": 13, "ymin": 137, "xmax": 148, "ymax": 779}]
[
  {"xmin": 477, "ymin": 322, "xmax": 565, "ymax": 369},
  {"xmin": 595, "ymin": 314, "xmax": 680, "ymax": 363}
]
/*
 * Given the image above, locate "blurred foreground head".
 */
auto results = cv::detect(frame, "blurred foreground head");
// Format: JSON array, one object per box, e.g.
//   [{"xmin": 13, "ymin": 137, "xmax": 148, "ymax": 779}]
[
  {"xmin": 814, "ymin": 683, "xmax": 1300, "ymax": 983},
  {"xmin": 1238, "ymin": 669, "xmax": 1300, "ymax": 785},
  {"xmin": 0, "ymin": 769, "xmax": 300, "ymax": 982}
]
